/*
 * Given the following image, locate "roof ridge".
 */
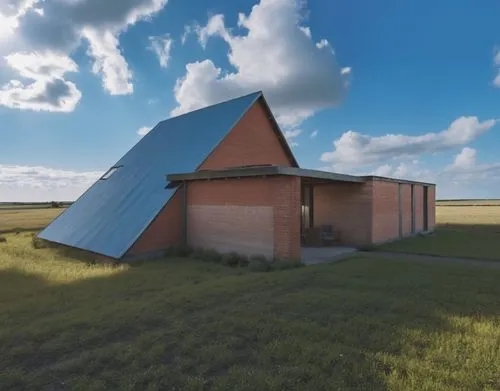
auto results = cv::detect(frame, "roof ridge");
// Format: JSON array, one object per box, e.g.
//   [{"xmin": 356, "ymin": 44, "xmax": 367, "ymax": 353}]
[{"xmin": 160, "ymin": 91, "xmax": 263, "ymax": 125}]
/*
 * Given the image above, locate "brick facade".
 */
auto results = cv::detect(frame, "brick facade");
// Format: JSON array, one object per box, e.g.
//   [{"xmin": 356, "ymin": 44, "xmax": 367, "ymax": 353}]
[
  {"xmin": 199, "ymin": 100, "xmax": 294, "ymax": 170},
  {"xmin": 312, "ymin": 182, "xmax": 373, "ymax": 246},
  {"xmin": 427, "ymin": 185, "xmax": 436, "ymax": 230},
  {"xmin": 127, "ymin": 190, "xmax": 182, "ymax": 255},
  {"xmin": 414, "ymin": 184, "xmax": 424, "ymax": 232},
  {"xmin": 187, "ymin": 177, "xmax": 300, "ymax": 260},
  {"xmin": 272, "ymin": 176, "xmax": 301, "ymax": 260},
  {"xmin": 371, "ymin": 180, "xmax": 400, "ymax": 243},
  {"xmin": 126, "ymin": 97, "xmax": 437, "ymax": 260},
  {"xmin": 400, "ymin": 184, "xmax": 412, "ymax": 236}
]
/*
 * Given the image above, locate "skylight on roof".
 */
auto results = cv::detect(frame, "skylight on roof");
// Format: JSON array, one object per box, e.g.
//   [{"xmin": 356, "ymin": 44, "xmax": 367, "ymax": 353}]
[{"xmin": 101, "ymin": 166, "xmax": 122, "ymax": 180}]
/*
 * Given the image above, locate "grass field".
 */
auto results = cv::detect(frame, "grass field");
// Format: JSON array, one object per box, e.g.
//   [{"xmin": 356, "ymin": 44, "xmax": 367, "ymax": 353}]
[
  {"xmin": 436, "ymin": 199, "xmax": 500, "ymax": 206},
  {"xmin": 378, "ymin": 205, "xmax": 500, "ymax": 260},
  {"xmin": 1, "ymin": 233, "xmax": 500, "ymax": 390},
  {"xmin": 0, "ymin": 208, "xmax": 64, "ymax": 234}
]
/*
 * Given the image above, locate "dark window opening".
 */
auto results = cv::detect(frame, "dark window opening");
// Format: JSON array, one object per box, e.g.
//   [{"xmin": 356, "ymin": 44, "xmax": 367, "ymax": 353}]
[
  {"xmin": 410, "ymin": 184, "xmax": 415, "ymax": 233},
  {"xmin": 301, "ymin": 185, "xmax": 314, "ymax": 244},
  {"xmin": 101, "ymin": 166, "xmax": 122, "ymax": 180},
  {"xmin": 423, "ymin": 186, "xmax": 429, "ymax": 231}
]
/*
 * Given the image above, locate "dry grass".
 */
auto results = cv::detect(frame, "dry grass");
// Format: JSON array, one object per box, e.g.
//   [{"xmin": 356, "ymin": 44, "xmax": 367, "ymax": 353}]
[
  {"xmin": 437, "ymin": 206, "xmax": 500, "ymax": 231},
  {"xmin": 437, "ymin": 199, "xmax": 500, "ymax": 206},
  {"xmin": 0, "ymin": 208, "xmax": 64, "ymax": 234}
]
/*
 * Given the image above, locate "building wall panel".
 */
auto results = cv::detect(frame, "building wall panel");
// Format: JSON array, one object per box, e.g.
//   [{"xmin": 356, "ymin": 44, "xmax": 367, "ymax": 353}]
[
  {"xmin": 126, "ymin": 191, "xmax": 182, "ymax": 255},
  {"xmin": 187, "ymin": 176, "xmax": 300, "ymax": 260},
  {"xmin": 427, "ymin": 185, "xmax": 436, "ymax": 230},
  {"xmin": 199, "ymin": 101, "xmax": 294, "ymax": 170},
  {"xmin": 414, "ymin": 184, "xmax": 424, "ymax": 233},
  {"xmin": 313, "ymin": 182, "xmax": 373, "ymax": 246},
  {"xmin": 372, "ymin": 180, "xmax": 400, "ymax": 243},
  {"xmin": 400, "ymin": 183, "xmax": 412, "ymax": 236}
]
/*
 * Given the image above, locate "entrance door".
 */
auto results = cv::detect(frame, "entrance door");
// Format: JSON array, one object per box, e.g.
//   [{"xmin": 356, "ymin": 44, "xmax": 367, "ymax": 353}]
[
  {"xmin": 301, "ymin": 185, "xmax": 314, "ymax": 245},
  {"xmin": 410, "ymin": 184, "xmax": 415, "ymax": 234},
  {"xmin": 423, "ymin": 186, "xmax": 429, "ymax": 231}
]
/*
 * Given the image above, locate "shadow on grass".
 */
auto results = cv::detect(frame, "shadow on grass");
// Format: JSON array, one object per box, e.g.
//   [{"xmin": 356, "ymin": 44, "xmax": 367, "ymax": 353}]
[{"xmin": 1, "ymin": 256, "xmax": 499, "ymax": 390}]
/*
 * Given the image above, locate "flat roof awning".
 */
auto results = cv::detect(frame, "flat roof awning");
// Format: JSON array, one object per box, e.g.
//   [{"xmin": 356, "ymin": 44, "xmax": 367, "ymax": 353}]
[{"xmin": 166, "ymin": 165, "xmax": 365, "ymax": 186}]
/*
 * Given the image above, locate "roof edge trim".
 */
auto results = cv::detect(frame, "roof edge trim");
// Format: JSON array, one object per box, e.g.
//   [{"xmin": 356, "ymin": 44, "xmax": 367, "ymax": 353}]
[{"xmin": 166, "ymin": 166, "xmax": 365, "ymax": 184}]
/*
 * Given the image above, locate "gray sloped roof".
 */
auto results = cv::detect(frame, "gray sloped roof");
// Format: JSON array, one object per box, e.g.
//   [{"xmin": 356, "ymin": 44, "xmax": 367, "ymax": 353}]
[{"xmin": 38, "ymin": 92, "xmax": 265, "ymax": 258}]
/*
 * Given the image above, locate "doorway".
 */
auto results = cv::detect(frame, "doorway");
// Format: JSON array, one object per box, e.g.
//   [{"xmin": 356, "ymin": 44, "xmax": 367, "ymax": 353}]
[
  {"xmin": 423, "ymin": 186, "xmax": 429, "ymax": 231},
  {"xmin": 301, "ymin": 185, "xmax": 314, "ymax": 245}
]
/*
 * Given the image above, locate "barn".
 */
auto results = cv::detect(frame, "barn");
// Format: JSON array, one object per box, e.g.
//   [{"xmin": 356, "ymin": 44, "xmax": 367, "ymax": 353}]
[{"xmin": 38, "ymin": 91, "xmax": 436, "ymax": 262}]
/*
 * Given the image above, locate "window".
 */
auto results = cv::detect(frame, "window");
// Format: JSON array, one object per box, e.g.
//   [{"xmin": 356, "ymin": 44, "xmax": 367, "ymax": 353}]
[{"xmin": 101, "ymin": 166, "xmax": 122, "ymax": 180}]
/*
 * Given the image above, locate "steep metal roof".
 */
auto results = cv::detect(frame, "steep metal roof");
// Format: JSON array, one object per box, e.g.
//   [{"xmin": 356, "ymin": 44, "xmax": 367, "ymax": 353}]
[{"xmin": 38, "ymin": 91, "xmax": 263, "ymax": 258}]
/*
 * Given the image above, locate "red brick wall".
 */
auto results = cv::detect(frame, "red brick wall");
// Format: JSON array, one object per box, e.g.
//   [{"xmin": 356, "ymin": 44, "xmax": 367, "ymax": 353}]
[
  {"xmin": 313, "ymin": 182, "xmax": 373, "ymax": 246},
  {"xmin": 371, "ymin": 180, "xmax": 400, "ymax": 243},
  {"xmin": 187, "ymin": 177, "xmax": 300, "ymax": 260},
  {"xmin": 400, "ymin": 184, "xmax": 412, "ymax": 236},
  {"xmin": 414, "ymin": 184, "xmax": 424, "ymax": 232},
  {"xmin": 199, "ymin": 100, "xmax": 294, "ymax": 170},
  {"xmin": 127, "ymin": 190, "xmax": 182, "ymax": 255},
  {"xmin": 427, "ymin": 186, "xmax": 436, "ymax": 230},
  {"xmin": 273, "ymin": 176, "xmax": 301, "ymax": 260}
]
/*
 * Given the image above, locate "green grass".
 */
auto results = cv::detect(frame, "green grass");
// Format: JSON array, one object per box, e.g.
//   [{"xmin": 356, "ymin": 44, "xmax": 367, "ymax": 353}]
[
  {"xmin": 377, "ymin": 229, "xmax": 500, "ymax": 261},
  {"xmin": 1, "ymin": 234, "xmax": 500, "ymax": 390},
  {"xmin": 378, "ymin": 205, "xmax": 500, "ymax": 260}
]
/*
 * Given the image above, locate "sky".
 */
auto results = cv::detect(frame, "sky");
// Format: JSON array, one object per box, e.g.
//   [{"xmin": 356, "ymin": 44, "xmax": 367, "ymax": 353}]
[{"xmin": 1, "ymin": 0, "xmax": 500, "ymax": 202}]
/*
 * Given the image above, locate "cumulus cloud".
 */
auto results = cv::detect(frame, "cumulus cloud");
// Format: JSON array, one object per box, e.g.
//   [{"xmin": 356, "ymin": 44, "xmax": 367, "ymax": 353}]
[
  {"xmin": 149, "ymin": 34, "xmax": 173, "ymax": 68},
  {"xmin": 0, "ymin": 0, "xmax": 168, "ymax": 108},
  {"xmin": 172, "ymin": 0, "xmax": 350, "ymax": 127},
  {"xmin": 445, "ymin": 147, "xmax": 500, "ymax": 178},
  {"xmin": 447, "ymin": 147, "xmax": 476, "ymax": 171},
  {"xmin": 137, "ymin": 125, "xmax": 152, "ymax": 136},
  {"xmin": 320, "ymin": 116, "xmax": 498, "ymax": 170},
  {"xmin": 0, "ymin": 51, "xmax": 81, "ymax": 112},
  {"xmin": 0, "ymin": 164, "xmax": 102, "ymax": 202},
  {"xmin": 83, "ymin": 28, "xmax": 133, "ymax": 95}
]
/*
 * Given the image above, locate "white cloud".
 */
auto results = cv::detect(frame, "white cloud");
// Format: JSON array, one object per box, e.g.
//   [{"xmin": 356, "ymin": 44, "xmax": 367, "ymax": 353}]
[
  {"xmin": 137, "ymin": 125, "xmax": 152, "ymax": 136},
  {"xmin": 0, "ymin": 51, "xmax": 81, "ymax": 112},
  {"xmin": 447, "ymin": 147, "xmax": 476, "ymax": 171},
  {"xmin": 362, "ymin": 149, "xmax": 500, "ymax": 199},
  {"xmin": 445, "ymin": 147, "xmax": 500, "ymax": 177},
  {"xmin": 172, "ymin": 0, "xmax": 350, "ymax": 127},
  {"xmin": 149, "ymin": 34, "xmax": 172, "ymax": 68},
  {"xmin": 181, "ymin": 23, "xmax": 196, "ymax": 45},
  {"xmin": 0, "ymin": 164, "xmax": 102, "ymax": 202},
  {"xmin": 0, "ymin": 0, "xmax": 169, "ymax": 108},
  {"xmin": 83, "ymin": 28, "xmax": 133, "ymax": 95},
  {"xmin": 320, "ymin": 116, "xmax": 497, "ymax": 170},
  {"xmin": 283, "ymin": 128, "xmax": 301, "ymax": 147},
  {"xmin": 4, "ymin": 51, "xmax": 77, "ymax": 79},
  {"xmin": 372, "ymin": 164, "xmax": 393, "ymax": 177},
  {"xmin": 310, "ymin": 130, "xmax": 318, "ymax": 138}
]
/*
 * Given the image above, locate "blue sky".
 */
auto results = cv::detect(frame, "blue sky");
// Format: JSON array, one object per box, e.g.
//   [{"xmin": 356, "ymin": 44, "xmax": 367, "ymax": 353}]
[{"xmin": 1, "ymin": 0, "xmax": 500, "ymax": 201}]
